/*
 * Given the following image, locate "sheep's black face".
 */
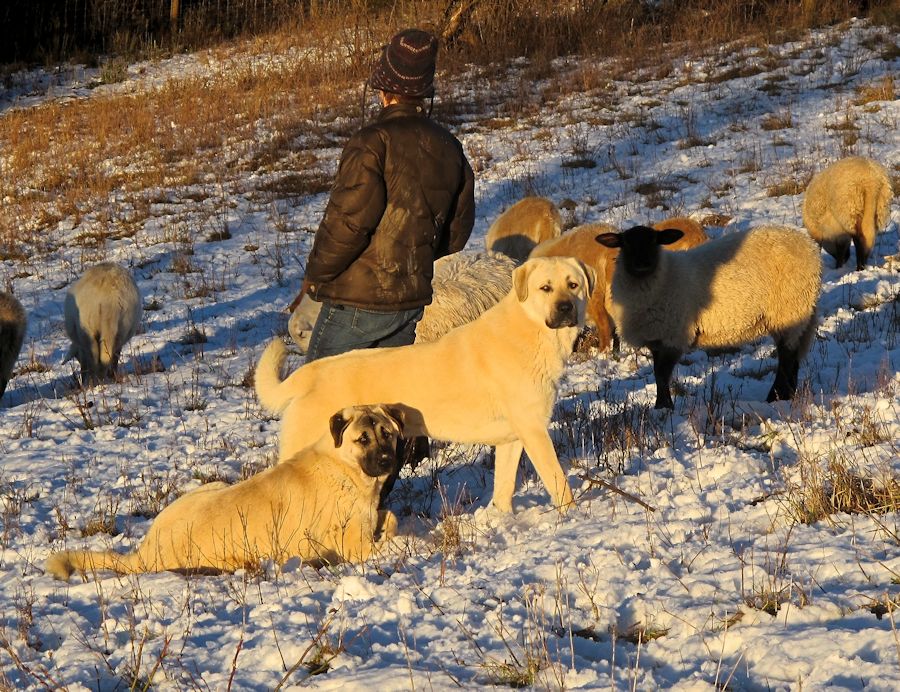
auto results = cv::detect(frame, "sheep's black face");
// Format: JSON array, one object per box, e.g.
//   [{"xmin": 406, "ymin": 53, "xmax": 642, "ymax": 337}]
[{"xmin": 618, "ymin": 225, "xmax": 662, "ymax": 278}]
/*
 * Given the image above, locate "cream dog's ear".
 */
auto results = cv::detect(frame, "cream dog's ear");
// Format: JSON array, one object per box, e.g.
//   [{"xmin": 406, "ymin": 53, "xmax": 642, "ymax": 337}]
[
  {"xmin": 329, "ymin": 409, "xmax": 352, "ymax": 448},
  {"xmin": 512, "ymin": 261, "xmax": 535, "ymax": 302},
  {"xmin": 380, "ymin": 404, "xmax": 406, "ymax": 436},
  {"xmin": 577, "ymin": 260, "xmax": 596, "ymax": 297}
]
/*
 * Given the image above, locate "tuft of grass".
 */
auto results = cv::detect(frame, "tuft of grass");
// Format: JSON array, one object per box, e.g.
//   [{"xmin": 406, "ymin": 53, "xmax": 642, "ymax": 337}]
[
  {"xmin": 766, "ymin": 170, "xmax": 812, "ymax": 197},
  {"xmin": 745, "ymin": 581, "xmax": 810, "ymax": 616},
  {"xmin": 81, "ymin": 496, "xmax": 121, "ymax": 537},
  {"xmin": 99, "ymin": 57, "xmax": 129, "ymax": 85},
  {"xmin": 761, "ymin": 110, "xmax": 793, "ymax": 130},
  {"xmin": 481, "ymin": 656, "xmax": 542, "ymax": 688},
  {"xmin": 854, "ymin": 74, "xmax": 895, "ymax": 105},
  {"xmin": 610, "ymin": 622, "xmax": 669, "ymax": 645}
]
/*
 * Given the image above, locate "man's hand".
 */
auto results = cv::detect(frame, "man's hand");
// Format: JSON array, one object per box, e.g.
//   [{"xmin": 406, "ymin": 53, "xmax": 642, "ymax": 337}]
[{"xmin": 286, "ymin": 277, "xmax": 312, "ymax": 313}]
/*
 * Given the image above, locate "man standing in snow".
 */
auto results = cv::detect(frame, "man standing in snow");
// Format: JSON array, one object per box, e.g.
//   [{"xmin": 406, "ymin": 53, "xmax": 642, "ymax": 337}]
[
  {"xmin": 287, "ymin": 28, "xmax": 475, "ymax": 498},
  {"xmin": 291, "ymin": 27, "xmax": 475, "ymax": 362}
]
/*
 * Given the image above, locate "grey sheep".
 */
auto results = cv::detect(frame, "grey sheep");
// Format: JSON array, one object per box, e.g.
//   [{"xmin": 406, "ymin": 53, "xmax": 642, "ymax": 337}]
[
  {"xmin": 802, "ymin": 156, "xmax": 893, "ymax": 271},
  {"xmin": 596, "ymin": 225, "xmax": 821, "ymax": 409},
  {"xmin": 415, "ymin": 251, "xmax": 517, "ymax": 343},
  {"xmin": 64, "ymin": 263, "xmax": 142, "ymax": 382},
  {"xmin": 289, "ymin": 251, "xmax": 517, "ymax": 352},
  {"xmin": 0, "ymin": 292, "xmax": 26, "ymax": 399}
]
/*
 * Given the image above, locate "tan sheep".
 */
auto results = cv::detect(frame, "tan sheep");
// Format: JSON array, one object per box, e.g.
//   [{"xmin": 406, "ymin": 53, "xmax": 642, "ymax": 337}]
[
  {"xmin": 802, "ymin": 156, "xmax": 893, "ymax": 271},
  {"xmin": 529, "ymin": 216, "xmax": 708, "ymax": 352},
  {"xmin": 64, "ymin": 263, "xmax": 142, "ymax": 383},
  {"xmin": 484, "ymin": 196, "xmax": 562, "ymax": 263},
  {"xmin": 651, "ymin": 216, "xmax": 709, "ymax": 249},
  {"xmin": 0, "ymin": 292, "xmax": 26, "ymax": 399},
  {"xmin": 596, "ymin": 225, "xmax": 821, "ymax": 409}
]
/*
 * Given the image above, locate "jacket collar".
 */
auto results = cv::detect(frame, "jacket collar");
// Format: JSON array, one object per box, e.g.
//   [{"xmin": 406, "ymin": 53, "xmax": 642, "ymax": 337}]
[{"xmin": 377, "ymin": 101, "xmax": 428, "ymax": 122}]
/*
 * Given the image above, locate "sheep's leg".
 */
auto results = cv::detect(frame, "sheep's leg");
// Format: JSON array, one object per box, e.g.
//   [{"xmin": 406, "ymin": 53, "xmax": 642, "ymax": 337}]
[
  {"xmin": 649, "ymin": 345, "xmax": 680, "ymax": 409},
  {"xmin": 491, "ymin": 441, "xmax": 524, "ymax": 512},
  {"xmin": 768, "ymin": 338, "xmax": 799, "ymax": 402},
  {"xmin": 852, "ymin": 219, "xmax": 872, "ymax": 271},
  {"xmin": 832, "ymin": 239, "xmax": 851, "ymax": 268}
]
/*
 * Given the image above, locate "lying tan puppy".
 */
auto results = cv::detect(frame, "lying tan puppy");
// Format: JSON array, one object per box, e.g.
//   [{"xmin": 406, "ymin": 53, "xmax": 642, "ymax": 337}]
[
  {"xmin": 256, "ymin": 256, "xmax": 595, "ymax": 513},
  {"xmin": 45, "ymin": 405, "xmax": 404, "ymax": 579}
]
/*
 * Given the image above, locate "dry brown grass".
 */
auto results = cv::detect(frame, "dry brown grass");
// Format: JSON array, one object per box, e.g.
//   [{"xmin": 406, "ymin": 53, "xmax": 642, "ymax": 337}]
[
  {"xmin": 0, "ymin": 0, "xmax": 889, "ymax": 258},
  {"xmin": 854, "ymin": 74, "xmax": 896, "ymax": 105},
  {"xmin": 0, "ymin": 48, "xmax": 365, "ymax": 256}
]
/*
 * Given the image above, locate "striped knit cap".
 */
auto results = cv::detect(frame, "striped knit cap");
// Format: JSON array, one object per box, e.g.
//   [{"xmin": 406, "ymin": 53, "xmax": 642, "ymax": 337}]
[{"xmin": 369, "ymin": 29, "xmax": 438, "ymax": 98}]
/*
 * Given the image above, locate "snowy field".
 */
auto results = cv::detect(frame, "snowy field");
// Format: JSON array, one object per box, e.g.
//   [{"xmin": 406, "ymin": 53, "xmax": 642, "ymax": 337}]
[{"xmin": 1, "ymin": 17, "xmax": 899, "ymax": 690}]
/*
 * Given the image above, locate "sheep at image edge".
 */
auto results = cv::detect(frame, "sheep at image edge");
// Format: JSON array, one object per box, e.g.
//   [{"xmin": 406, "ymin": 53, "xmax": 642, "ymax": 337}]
[
  {"xmin": 596, "ymin": 225, "xmax": 821, "ymax": 409},
  {"xmin": 0, "ymin": 292, "xmax": 26, "ymax": 399},
  {"xmin": 64, "ymin": 262, "xmax": 142, "ymax": 383},
  {"xmin": 802, "ymin": 156, "xmax": 894, "ymax": 271}
]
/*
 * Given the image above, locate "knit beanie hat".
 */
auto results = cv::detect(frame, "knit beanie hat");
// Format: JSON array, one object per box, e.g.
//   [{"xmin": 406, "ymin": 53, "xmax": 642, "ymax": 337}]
[{"xmin": 369, "ymin": 28, "xmax": 438, "ymax": 98}]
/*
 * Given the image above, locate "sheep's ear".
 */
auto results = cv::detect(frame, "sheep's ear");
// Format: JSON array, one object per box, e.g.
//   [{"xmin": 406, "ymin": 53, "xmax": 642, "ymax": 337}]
[
  {"xmin": 595, "ymin": 232, "xmax": 621, "ymax": 248},
  {"xmin": 512, "ymin": 262, "xmax": 534, "ymax": 302},
  {"xmin": 655, "ymin": 229, "xmax": 684, "ymax": 246},
  {"xmin": 577, "ymin": 260, "xmax": 596, "ymax": 296},
  {"xmin": 329, "ymin": 410, "xmax": 352, "ymax": 448}
]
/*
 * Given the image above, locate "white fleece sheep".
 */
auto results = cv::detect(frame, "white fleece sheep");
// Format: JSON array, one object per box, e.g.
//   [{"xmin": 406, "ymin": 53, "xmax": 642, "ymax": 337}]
[
  {"xmin": 596, "ymin": 225, "xmax": 821, "ymax": 409},
  {"xmin": 288, "ymin": 251, "xmax": 517, "ymax": 352},
  {"xmin": 484, "ymin": 196, "xmax": 563, "ymax": 263},
  {"xmin": 64, "ymin": 263, "xmax": 142, "ymax": 382},
  {"xmin": 0, "ymin": 292, "xmax": 26, "ymax": 399},
  {"xmin": 802, "ymin": 156, "xmax": 893, "ymax": 271}
]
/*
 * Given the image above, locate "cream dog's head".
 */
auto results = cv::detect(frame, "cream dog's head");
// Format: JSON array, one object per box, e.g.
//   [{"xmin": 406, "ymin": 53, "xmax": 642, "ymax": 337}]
[
  {"xmin": 512, "ymin": 256, "xmax": 595, "ymax": 329},
  {"xmin": 328, "ymin": 405, "xmax": 405, "ymax": 478}
]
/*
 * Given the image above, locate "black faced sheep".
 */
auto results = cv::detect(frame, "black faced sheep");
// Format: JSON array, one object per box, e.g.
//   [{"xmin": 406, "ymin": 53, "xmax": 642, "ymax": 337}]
[
  {"xmin": 0, "ymin": 292, "xmax": 26, "ymax": 399},
  {"xmin": 484, "ymin": 196, "xmax": 562, "ymax": 263},
  {"xmin": 596, "ymin": 225, "xmax": 821, "ymax": 409},
  {"xmin": 64, "ymin": 263, "xmax": 142, "ymax": 382},
  {"xmin": 802, "ymin": 156, "xmax": 893, "ymax": 271}
]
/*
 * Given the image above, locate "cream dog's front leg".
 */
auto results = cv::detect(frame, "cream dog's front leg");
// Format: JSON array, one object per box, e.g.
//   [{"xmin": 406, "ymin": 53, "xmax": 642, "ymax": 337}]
[
  {"xmin": 491, "ymin": 441, "xmax": 524, "ymax": 512},
  {"xmin": 518, "ymin": 425, "xmax": 574, "ymax": 513}
]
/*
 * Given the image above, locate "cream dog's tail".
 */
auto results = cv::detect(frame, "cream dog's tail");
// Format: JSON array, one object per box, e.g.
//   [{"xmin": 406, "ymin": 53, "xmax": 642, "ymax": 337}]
[
  {"xmin": 254, "ymin": 339, "xmax": 293, "ymax": 414},
  {"xmin": 46, "ymin": 549, "xmax": 144, "ymax": 580}
]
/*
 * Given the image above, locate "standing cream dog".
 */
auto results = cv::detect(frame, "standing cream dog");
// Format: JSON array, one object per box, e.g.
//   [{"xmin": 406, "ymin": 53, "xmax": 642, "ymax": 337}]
[
  {"xmin": 256, "ymin": 257, "xmax": 595, "ymax": 513},
  {"xmin": 45, "ymin": 405, "xmax": 404, "ymax": 579}
]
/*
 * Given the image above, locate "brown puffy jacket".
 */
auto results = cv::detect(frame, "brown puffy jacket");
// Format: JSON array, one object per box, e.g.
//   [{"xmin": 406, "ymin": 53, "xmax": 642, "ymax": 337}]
[{"xmin": 304, "ymin": 102, "xmax": 476, "ymax": 311}]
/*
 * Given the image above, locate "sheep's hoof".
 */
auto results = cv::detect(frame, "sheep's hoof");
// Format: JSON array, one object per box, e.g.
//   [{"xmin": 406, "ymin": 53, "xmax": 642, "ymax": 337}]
[
  {"xmin": 766, "ymin": 388, "xmax": 794, "ymax": 403},
  {"xmin": 654, "ymin": 400, "xmax": 674, "ymax": 410}
]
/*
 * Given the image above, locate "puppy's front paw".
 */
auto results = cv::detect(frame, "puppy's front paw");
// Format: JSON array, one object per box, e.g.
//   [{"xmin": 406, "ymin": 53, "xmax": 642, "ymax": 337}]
[{"xmin": 375, "ymin": 510, "xmax": 398, "ymax": 542}]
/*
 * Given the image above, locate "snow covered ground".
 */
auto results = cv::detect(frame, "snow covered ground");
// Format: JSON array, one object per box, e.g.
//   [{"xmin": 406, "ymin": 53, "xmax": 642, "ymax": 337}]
[{"xmin": 1, "ymin": 17, "xmax": 898, "ymax": 690}]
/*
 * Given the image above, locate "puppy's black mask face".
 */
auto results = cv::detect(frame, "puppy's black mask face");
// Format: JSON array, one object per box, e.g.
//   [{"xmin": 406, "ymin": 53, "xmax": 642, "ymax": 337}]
[{"xmin": 330, "ymin": 409, "xmax": 402, "ymax": 478}]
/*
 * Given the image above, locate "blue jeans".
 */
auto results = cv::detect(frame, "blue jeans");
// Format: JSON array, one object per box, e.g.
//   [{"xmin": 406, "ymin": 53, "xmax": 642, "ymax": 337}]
[{"xmin": 305, "ymin": 302, "xmax": 424, "ymax": 362}]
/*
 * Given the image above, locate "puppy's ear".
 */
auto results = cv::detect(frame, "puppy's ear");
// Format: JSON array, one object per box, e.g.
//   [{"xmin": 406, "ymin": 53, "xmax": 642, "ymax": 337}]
[
  {"xmin": 512, "ymin": 261, "xmax": 534, "ymax": 302},
  {"xmin": 381, "ymin": 404, "xmax": 406, "ymax": 436},
  {"xmin": 329, "ymin": 410, "xmax": 352, "ymax": 448},
  {"xmin": 577, "ymin": 260, "xmax": 596, "ymax": 297}
]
